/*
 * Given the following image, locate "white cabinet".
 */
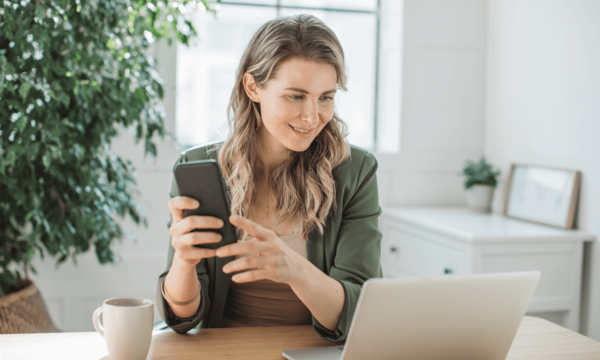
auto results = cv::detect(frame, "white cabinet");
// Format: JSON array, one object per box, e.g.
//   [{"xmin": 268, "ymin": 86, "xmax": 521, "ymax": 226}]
[{"xmin": 380, "ymin": 206, "xmax": 595, "ymax": 332}]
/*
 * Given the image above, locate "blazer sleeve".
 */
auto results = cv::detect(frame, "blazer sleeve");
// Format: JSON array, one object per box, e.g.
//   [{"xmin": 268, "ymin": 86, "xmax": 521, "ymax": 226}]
[
  {"xmin": 312, "ymin": 152, "xmax": 383, "ymax": 342},
  {"xmin": 155, "ymin": 153, "xmax": 212, "ymax": 334}
]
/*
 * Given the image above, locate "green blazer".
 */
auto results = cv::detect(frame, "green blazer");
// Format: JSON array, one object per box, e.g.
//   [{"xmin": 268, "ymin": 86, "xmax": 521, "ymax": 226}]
[{"xmin": 156, "ymin": 142, "xmax": 383, "ymax": 343}]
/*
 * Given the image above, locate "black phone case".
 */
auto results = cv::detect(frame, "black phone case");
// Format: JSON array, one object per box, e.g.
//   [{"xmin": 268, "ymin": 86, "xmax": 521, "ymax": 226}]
[{"xmin": 173, "ymin": 160, "xmax": 238, "ymax": 249}]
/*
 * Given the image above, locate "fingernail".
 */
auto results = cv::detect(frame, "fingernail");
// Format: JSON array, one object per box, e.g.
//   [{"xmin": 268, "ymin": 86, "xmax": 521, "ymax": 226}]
[
  {"xmin": 218, "ymin": 220, "xmax": 224, "ymax": 227},
  {"xmin": 193, "ymin": 200, "xmax": 200, "ymax": 207}
]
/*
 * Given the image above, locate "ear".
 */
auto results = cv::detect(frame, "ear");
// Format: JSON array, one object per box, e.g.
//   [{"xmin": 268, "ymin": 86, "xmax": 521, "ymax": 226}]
[{"xmin": 242, "ymin": 72, "xmax": 260, "ymax": 103}]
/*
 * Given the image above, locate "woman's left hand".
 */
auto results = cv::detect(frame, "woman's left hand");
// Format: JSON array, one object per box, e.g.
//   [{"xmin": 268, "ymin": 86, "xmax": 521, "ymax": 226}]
[{"xmin": 215, "ymin": 215, "xmax": 308, "ymax": 286}]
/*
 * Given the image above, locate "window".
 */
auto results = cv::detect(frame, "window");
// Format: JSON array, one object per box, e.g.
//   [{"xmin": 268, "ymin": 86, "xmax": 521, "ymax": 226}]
[{"xmin": 175, "ymin": 0, "xmax": 402, "ymax": 153}]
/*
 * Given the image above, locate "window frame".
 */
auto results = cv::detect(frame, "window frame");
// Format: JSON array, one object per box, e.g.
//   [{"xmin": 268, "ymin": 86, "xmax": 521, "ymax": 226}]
[{"xmin": 173, "ymin": 0, "xmax": 401, "ymax": 153}]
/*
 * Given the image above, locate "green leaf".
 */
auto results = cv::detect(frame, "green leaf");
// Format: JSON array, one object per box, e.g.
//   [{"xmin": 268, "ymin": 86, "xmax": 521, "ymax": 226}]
[
  {"xmin": 16, "ymin": 116, "xmax": 27, "ymax": 132},
  {"xmin": 66, "ymin": 221, "xmax": 76, "ymax": 234},
  {"xmin": 57, "ymin": 93, "xmax": 70, "ymax": 107},
  {"xmin": 25, "ymin": 210, "xmax": 36, "ymax": 223},
  {"xmin": 28, "ymin": 142, "xmax": 40, "ymax": 158},
  {"xmin": 134, "ymin": 87, "xmax": 146, "ymax": 103},
  {"xmin": 6, "ymin": 151, "xmax": 17, "ymax": 166},
  {"xmin": 19, "ymin": 82, "xmax": 33, "ymax": 101},
  {"xmin": 42, "ymin": 153, "xmax": 51, "ymax": 170},
  {"xmin": 125, "ymin": 228, "xmax": 137, "ymax": 243},
  {"xmin": 24, "ymin": 247, "xmax": 35, "ymax": 262},
  {"xmin": 5, "ymin": 82, "xmax": 15, "ymax": 93},
  {"xmin": 5, "ymin": 62, "xmax": 15, "ymax": 75}
]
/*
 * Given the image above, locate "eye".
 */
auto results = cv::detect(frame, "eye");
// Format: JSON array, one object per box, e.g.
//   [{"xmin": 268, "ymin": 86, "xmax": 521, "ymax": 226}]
[
  {"xmin": 319, "ymin": 96, "xmax": 334, "ymax": 102},
  {"xmin": 289, "ymin": 95, "xmax": 304, "ymax": 100}
]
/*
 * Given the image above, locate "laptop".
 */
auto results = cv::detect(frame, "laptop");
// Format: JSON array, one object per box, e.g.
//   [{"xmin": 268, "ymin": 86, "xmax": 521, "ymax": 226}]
[{"xmin": 283, "ymin": 271, "xmax": 541, "ymax": 360}]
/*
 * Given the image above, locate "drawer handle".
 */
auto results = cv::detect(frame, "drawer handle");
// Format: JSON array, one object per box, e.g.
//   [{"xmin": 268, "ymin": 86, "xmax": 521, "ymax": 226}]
[
  {"xmin": 444, "ymin": 268, "xmax": 453, "ymax": 275},
  {"xmin": 390, "ymin": 246, "xmax": 399, "ymax": 253}
]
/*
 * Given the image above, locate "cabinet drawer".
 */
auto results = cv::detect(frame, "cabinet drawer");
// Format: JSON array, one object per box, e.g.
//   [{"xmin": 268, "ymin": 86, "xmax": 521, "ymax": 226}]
[{"xmin": 382, "ymin": 223, "xmax": 471, "ymax": 276}]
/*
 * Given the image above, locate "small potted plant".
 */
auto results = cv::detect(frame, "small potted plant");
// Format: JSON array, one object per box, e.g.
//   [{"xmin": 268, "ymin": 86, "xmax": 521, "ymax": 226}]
[{"xmin": 459, "ymin": 157, "xmax": 501, "ymax": 213}]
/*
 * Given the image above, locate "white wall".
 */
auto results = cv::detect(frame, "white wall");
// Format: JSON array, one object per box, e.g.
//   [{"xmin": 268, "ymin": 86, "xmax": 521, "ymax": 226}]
[
  {"xmin": 376, "ymin": 0, "xmax": 487, "ymax": 208},
  {"xmin": 485, "ymin": 0, "xmax": 600, "ymax": 339},
  {"xmin": 28, "ymin": 0, "xmax": 488, "ymax": 332}
]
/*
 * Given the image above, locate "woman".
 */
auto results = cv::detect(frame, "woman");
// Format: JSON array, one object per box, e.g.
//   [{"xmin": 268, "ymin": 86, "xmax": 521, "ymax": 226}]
[{"xmin": 156, "ymin": 14, "xmax": 382, "ymax": 343}]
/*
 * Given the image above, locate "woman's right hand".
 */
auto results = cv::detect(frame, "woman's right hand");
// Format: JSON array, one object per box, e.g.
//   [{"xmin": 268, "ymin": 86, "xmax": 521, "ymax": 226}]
[{"xmin": 168, "ymin": 196, "xmax": 224, "ymax": 268}]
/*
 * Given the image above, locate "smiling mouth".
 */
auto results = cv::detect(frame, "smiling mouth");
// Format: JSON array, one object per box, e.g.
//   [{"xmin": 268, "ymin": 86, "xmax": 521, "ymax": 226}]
[{"xmin": 289, "ymin": 124, "xmax": 313, "ymax": 133}]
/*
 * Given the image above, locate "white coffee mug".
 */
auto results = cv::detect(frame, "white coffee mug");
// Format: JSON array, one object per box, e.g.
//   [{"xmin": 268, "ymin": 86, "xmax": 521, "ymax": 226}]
[{"xmin": 92, "ymin": 298, "xmax": 154, "ymax": 360}]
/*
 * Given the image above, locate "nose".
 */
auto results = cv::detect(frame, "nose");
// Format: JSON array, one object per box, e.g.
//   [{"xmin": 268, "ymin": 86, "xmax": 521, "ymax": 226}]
[{"xmin": 300, "ymin": 98, "xmax": 319, "ymax": 127}]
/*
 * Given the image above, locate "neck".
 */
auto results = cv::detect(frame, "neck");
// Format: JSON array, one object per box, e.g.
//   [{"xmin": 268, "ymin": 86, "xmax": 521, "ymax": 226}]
[{"xmin": 255, "ymin": 127, "xmax": 291, "ymax": 179}]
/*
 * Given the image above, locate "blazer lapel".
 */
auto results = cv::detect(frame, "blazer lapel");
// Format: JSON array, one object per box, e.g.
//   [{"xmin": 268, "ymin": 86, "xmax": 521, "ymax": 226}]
[
  {"xmin": 307, "ymin": 228, "xmax": 325, "ymax": 273},
  {"xmin": 208, "ymin": 166, "xmax": 236, "ymax": 327},
  {"xmin": 208, "ymin": 255, "xmax": 235, "ymax": 328}
]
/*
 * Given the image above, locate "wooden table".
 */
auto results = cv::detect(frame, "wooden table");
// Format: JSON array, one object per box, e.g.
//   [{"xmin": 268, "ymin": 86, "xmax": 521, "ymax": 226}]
[{"xmin": 1, "ymin": 317, "xmax": 600, "ymax": 359}]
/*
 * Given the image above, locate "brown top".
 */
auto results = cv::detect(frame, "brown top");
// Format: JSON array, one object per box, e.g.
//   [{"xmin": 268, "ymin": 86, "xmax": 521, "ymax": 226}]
[{"xmin": 220, "ymin": 231, "xmax": 312, "ymax": 328}]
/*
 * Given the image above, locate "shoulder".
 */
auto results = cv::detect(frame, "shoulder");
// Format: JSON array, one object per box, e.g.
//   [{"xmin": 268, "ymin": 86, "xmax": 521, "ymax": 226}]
[
  {"xmin": 333, "ymin": 143, "xmax": 378, "ymax": 185},
  {"xmin": 331, "ymin": 143, "xmax": 379, "ymax": 215},
  {"xmin": 172, "ymin": 141, "xmax": 224, "ymax": 168},
  {"xmin": 173, "ymin": 141, "xmax": 377, "ymax": 180}
]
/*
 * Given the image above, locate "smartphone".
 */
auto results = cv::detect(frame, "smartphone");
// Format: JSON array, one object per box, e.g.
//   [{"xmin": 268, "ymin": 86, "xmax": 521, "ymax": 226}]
[{"xmin": 173, "ymin": 159, "xmax": 238, "ymax": 249}]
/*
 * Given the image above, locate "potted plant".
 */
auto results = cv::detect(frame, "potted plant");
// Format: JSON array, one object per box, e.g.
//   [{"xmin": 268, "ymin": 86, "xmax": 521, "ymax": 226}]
[
  {"xmin": 458, "ymin": 156, "xmax": 501, "ymax": 213},
  {"xmin": 0, "ymin": 0, "xmax": 216, "ymax": 333}
]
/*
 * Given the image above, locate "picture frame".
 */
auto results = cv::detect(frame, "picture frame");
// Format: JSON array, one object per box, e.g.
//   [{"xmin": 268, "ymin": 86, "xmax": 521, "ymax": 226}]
[{"xmin": 501, "ymin": 163, "xmax": 581, "ymax": 229}]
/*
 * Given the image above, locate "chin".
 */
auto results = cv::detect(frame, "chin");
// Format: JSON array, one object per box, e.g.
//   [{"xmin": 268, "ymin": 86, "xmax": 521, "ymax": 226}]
[{"xmin": 285, "ymin": 140, "xmax": 313, "ymax": 153}]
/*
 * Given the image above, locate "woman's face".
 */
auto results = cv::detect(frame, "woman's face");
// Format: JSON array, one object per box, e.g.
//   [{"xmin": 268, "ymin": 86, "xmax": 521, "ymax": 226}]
[{"xmin": 244, "ymin": 57, "xmax": 337, "ymax": 154}]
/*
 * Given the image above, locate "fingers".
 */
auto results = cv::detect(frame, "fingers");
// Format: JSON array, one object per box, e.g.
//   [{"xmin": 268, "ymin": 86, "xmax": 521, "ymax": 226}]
[
  {"xmin": 168, "ymin": 196, "xmax": 225, "ymax": 268},
  {"xmin": 176, "ymin": 231, "xmax": 223, "ymax": 248},
  {"xmin": 223, "ymin": 255, "xmax": 277, "ymax": 276},
  {"xmin": 176, "ymin": 246, "xmax": 218, "ymax": 264},
  {"xmin": 229, "ymin": 215, "xmax": 272, "ymax": 241},
  {"xmin": 171, "ymin": 232, "xmax": 221, "ymax": 267},
  {"xmin": 168, "ymin": 196, "xmax": 199, "ymax": 224},
  {"xmin": 217, "ymin": 238, "xmax": 271, "ymax": 258},
  {"xmin": 169, "ymin": 214, "xmax": 224, "ymax": 238},
  {"xmin": 231, "ymin": 268, "xmax": 272, "ymax": 283}
]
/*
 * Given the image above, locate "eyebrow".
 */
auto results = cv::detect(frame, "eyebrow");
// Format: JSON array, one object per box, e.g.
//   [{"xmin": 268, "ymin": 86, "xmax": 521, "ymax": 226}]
[{"xmin": 284, "ymin": 87, "xmax": 337, "ymax": 95}]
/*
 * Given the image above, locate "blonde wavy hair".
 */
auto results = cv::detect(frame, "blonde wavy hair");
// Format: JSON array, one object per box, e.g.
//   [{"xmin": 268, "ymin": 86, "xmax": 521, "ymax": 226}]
[{"xmin": 216, "ymin": 14, "xmax": 351, "ymax": 239}]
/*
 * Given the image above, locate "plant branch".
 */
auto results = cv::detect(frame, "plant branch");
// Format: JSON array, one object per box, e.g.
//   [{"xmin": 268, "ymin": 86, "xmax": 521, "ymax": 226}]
[{"xmin": 50, "ymin": 181, "xmax": 68, "ymax": 223}]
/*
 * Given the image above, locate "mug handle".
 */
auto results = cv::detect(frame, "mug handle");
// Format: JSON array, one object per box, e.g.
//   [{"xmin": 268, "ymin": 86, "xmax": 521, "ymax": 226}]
[{"xmin": 92, "ymin": 307, "xmax": 105, "ymax": 337}]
